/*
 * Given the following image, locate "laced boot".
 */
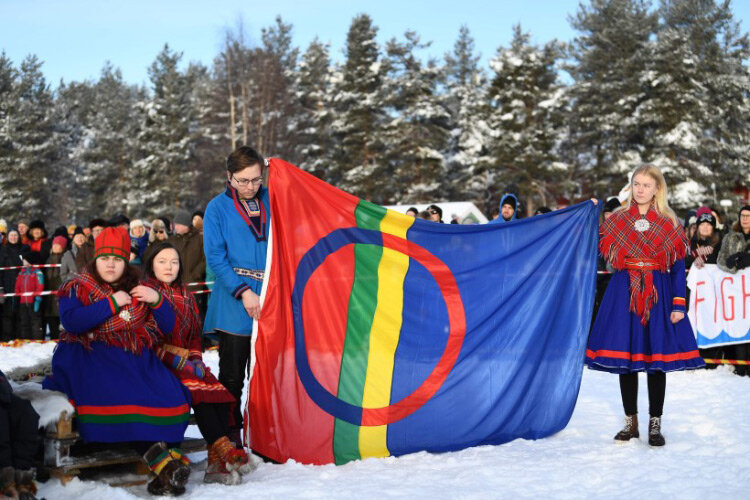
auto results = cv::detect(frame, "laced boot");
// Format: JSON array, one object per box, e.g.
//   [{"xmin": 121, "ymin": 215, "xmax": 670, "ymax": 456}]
[
  {"xmin": 204, "ymin": 439, "xmax": 241, "ymax": 485},
  {"xmin": 14, "ymin": 469, "xmax": 37, "ymax": 500},
  {"xmin": 614, "ymin": 414, "xmax": 639, "ymax": 443},
  {"xmin": 648, "ymin": 416, "xmax": 666, "ymax": 447},
  {"xmin": 143, "ymin": 441, "xmax": 191, "ymax": 496}
]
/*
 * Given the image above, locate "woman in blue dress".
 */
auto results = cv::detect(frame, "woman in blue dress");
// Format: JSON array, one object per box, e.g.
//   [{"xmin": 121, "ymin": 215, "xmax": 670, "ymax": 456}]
[
  {"xmin": 43, "ymin": 227, "xmax": 192, "ymax": 495},
  {"xmin": 586, "ymin": 164, "xmax": 705, "ymax": 446}
]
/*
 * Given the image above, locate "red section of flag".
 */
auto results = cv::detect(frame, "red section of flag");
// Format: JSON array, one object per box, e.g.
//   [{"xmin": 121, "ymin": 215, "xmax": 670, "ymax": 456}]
[{"xmin": 250, "ymin": 159, "xmax": 359, "ymax": 464}]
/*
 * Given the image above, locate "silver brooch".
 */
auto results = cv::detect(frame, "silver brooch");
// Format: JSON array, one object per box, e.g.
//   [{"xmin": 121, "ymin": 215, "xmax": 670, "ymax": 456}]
[
  {"xmin": 634, "ymin": 219, "xmax": 650, "ymax": 232},
  {"xmin": 119, "ymin": 309, "xmax": 131, "ymax": 321}
]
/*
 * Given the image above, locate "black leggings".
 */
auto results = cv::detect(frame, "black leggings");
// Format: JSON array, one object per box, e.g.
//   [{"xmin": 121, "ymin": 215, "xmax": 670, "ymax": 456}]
[
  {"xmin": 619, "ymin": 371, "xmax": 666, "ymax": 417},
  {"xmin": 193, "ymin": 403, "xmax": 231, "ymax": 446}
]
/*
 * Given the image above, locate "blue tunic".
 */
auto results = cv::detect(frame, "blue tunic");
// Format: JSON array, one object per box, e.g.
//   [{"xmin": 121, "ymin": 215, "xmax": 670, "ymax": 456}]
[
  {"xmin": 586, "ymin": 259, "xmax": 705, "ymax": 373},
  {"xmin": 203, "ymin": 186, "xmax": 270, "ymax": 336},
  {"xmin": 43, "ymin": 293, "xmax": 192, "ymax": 443}
]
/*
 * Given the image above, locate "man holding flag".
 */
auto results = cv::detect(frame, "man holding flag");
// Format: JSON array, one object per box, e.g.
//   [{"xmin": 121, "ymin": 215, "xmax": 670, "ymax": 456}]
[{"xmin": 203, "ymin": 146, "xmax": 269, "ymax": 446}]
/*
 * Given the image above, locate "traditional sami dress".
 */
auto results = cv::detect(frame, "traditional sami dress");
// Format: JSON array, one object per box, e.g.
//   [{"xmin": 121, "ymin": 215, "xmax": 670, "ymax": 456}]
[
  {"xmin": 146, "ymin": 278, "xmax": 235, "ymax": 407},
  {"xmin": 203, "ymin": 183, "xmax": 270, "ymax": 337},
  {"xmin": 586, "ymin": 204, "xmax": 705, "ymax": 373},
  {"xmin": 42, "ymin": 274, "xmax": 191, "ymax": 443}
]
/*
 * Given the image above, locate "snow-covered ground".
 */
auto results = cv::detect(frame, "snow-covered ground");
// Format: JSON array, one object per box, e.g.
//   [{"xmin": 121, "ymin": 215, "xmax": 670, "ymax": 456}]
[{"xmin": 2, "ymin": 344, "xmax": 747, "ymax": 499}]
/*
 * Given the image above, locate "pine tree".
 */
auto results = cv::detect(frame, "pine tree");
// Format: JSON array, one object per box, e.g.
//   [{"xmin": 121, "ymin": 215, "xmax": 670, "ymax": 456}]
[
  {"xmin": 0, "ymin": 55, "xmax": 58, "ymax": 222},
  {"xmin": 291, "ymin": 38, "xmax": 335, "ymax": 178},
  {"xmin": 565, "ymin": 0, "xmax": 658, "ymax": 196},
  {"xmin": 0, "ymin": 53, "xmax": 18, "ymax": 218},
  {"xmin": 443, "ymin": 26, "xmax": 494, "ymax": 211},
  {"xmin": 330, "ymin": 14, "xmax": 387, "ymax": 200},
  {"xmin": 642, "ymin": 0, "xmax": 750, "ymax": 208},
  {"xmin": 487, "ymin": 25, "xmax": 568, "ymax": 214},
  {"xmin": 131, "ymin": 45, "xmax": 197, "ymax": 215},
  {"xmin": 382, "ymin": 31, "xmax": 451, "ymax": 204}
]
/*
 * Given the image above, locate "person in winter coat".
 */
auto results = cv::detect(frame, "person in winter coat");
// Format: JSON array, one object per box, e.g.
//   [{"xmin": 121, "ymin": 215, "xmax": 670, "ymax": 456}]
[
  {"xmin": 144, "ymin": 242, "xmax": 253, "ymax": 485},
  {"xmin": 0, "ymin": 369, "xmax": 40, "ymax": 500},
  {"xmin": 1, "ymin": 231, "xmax": 27, "ymax": 341},
  {"xmin": 60, "ymin": 228, "xmax": 86, "ymax": 283},
  {"xmin": 716, "ymin": 205, "xmax": 750, "ymax": 376},
  {"xmin": 26, "ymin": 221, "xmax": 50, "ymax": 263},
  {"xmin": 42, "ymin": 227, "xmax": 192, "ymax": 496},
  {"xmin": 686, "ymin": 207, "xmax": 723, "ymax": 269},
  {"xmin": 75, "ymin": 218, "xmax": 107, "ymax": 271},
  {"xmin": 43, "ymin": 236, "xmax": 67, "ymax": 340},
  {"xmin": 129, "ymin": 219, "xmax": 149, "ymax": 262},
  {"xmin": 15, "ymin": 251, "xmax": 44, "ymax": 341},
  {"xmin": 168, "ymin": 211, "xmax": 205, "ymax": 291},
  {"xmin": 717, "ymin": 205, "xmax": 750, "ymax": 273},
  {"xmin": 490, "ymin": 193, "xmax": 520, "ymax": 223},
  {"xmin": 586, "ymin": 164, "xmax": 704, "ymax": 447},
  {"xmin": 203, "ymin": 146, "xmax": 269, "ymax": 446}
]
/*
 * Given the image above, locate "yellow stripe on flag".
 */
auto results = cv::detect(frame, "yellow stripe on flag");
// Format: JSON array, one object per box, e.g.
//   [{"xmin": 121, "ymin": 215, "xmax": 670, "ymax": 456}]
[{"xmin": 359, "ymin": 210, "xmax": 413, "ymax": 458}]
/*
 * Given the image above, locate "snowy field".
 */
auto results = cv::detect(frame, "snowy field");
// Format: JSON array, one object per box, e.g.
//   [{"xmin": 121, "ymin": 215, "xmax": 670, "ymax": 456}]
[{"xmin": 2, "ymin": 344, "xmax": 747, "ymax": 499}]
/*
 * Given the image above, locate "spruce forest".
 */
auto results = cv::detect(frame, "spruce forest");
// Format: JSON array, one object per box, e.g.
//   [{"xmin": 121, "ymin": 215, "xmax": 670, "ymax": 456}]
[{"xmin": 1, "ymin": 0, "xmax": 749, "ymax": 225}]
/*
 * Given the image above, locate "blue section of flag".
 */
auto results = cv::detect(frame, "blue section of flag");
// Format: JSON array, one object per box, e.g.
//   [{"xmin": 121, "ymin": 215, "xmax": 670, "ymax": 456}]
[{"xmin": 386, "ymin": 202, "xmax": 599, "ymax": 455}]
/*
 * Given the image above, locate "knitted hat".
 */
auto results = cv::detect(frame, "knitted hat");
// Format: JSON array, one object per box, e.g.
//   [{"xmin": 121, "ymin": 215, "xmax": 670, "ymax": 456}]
[
  {"xmin": 73, "ymin": 226, "xmax": 85, "ymax": 236},
  {"xmin": 696, "ymin": 207, "xmax": 716, "ymax": 228},
  {"xmin": 94, "ymin": 227, "xmax": 131, "ymax": 261},
  {"xmin": 173, "ymin": 210, "xmax": 192, "ymax": 227},
  {"xmin": 52, "ymin": 236, "xmax": 68, "ymax": 249},
  {"xmin": 502, "ymin": 197, "xmax": 517, "ymax": 210},
  {"xmin": 191, "ymin": 210, "xmax": 204, "ymax": 219},
  {"xmin": 130, "ymin": 218, "xmax": 145, "ymax": 229}
]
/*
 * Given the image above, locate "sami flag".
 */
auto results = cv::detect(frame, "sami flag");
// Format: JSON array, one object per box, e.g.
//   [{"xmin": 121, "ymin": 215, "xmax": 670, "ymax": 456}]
[{"xmin": 249, "ymin": 159, "xmax": 599, "ymax": 465}]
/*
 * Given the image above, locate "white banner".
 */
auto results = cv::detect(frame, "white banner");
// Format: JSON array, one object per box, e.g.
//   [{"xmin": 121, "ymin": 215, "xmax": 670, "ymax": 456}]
[{"xmin": 687, "ymin": 264, "xmax": 750, "ymax": 348}]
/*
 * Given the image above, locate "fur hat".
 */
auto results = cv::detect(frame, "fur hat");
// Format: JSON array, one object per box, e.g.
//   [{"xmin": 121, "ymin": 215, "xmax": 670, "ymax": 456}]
[
  {"xmin": 94, "ymin": 227, "xmax": 131, "ymax": 261},
  {"xmin": 21, "ymin": 250, "xmax": 44, "ymax": 266},
  {"xmin": 88, "ymin": 218, "xmax": 107, "ymax": 230},
  {"xmin": 130, "ymin": 219, "xmax": 145, "ymax": 229},
  {"xmin": 29, "ymin": 220, "xmax": 46, "ymax": 231},
  {"xmin": 108, "ymin": 213, "xmax": 130, "ymax": 228}
]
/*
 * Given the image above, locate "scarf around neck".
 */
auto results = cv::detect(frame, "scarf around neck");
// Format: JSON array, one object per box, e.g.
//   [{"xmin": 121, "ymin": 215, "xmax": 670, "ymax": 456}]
[
  {"xmin": 599, "ymin": 203, "xmax": 689, "ymax": 325},
  {"xmin": 225, "ymin": 182, "xmax": 267, "ymax": 242}
]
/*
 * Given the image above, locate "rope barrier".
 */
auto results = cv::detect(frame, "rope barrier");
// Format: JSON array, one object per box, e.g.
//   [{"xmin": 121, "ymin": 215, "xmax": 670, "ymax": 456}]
[{"xmin": 0, "ymin": 264, "xmax": 61, "ymax": 271}]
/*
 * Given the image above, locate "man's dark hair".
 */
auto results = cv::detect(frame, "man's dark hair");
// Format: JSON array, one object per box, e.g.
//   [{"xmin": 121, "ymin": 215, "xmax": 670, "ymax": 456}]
[{"xmin": 227, "ymin": 146, "xmax": 265, "ymax": 174}]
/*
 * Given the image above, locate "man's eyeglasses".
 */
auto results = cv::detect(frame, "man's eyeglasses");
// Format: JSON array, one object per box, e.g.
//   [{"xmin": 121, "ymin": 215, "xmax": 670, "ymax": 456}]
[
  {"xmin": 429, "ymin": 209, "xmax": 439, "ymax": 215},
  {"xmin": 155, "ymin": 230, "xmax": 165, "ymax": 234},
  {"xmin": 232, "ymin": 174, "xmax": 263, "ymax": 187}
]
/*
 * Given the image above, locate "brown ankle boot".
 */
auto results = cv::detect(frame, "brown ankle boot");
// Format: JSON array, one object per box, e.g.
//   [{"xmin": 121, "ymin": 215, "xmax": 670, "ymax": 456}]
[{"xmin": 614, "ymin": 414, "xmax": 639, "ymax": 442}]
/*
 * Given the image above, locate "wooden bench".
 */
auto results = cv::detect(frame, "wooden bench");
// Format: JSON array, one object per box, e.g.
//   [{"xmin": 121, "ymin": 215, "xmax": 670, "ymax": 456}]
[{"xmin": 44, "ymin": 412, "xmax": 206, "ymax": 485}]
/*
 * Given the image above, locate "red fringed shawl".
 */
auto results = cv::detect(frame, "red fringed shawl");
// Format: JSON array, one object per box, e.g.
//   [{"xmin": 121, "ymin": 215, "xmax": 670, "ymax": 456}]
[
  {"xmin": 599, "ymin": 204, "xmax": 689, "ymax": 325},
  {"xmin": 146, "ymin": 278, "xmax": 235, "ymax": 406},
  {"xmin": 58, "ymin": 273, "xmax": 158, "ymax": 352}
]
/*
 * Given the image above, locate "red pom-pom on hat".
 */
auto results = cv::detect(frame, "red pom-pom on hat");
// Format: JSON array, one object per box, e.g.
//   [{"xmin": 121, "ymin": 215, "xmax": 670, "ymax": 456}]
[{"xmin": 94, "ymin": 226, "xmax": 130, "ymax": 261}]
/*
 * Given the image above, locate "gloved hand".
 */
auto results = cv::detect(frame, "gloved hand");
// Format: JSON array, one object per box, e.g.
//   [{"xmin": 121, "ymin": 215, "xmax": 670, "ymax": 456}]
[
  {"xmin": 191, "ymin": 360, "xmax": 206, "ymax": 379},
  {"xmin": 736, "ymin": 252, "xmax": 750, "ymax": 270},
  {"xmin": 727, "ymin": 253, "xmax": 741, "ymax": 269}
]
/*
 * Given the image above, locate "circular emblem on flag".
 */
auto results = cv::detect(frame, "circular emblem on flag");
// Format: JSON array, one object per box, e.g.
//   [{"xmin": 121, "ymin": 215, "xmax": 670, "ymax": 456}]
[{"xmin": 292, "ymin": 227, "xmax": 466, "ymax": 427}]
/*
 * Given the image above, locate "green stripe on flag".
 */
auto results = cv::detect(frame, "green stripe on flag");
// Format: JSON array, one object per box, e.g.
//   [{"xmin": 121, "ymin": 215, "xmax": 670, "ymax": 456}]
[{"xmin": 333, "ymin": 200, "xmax": 386, "ymax": 464}]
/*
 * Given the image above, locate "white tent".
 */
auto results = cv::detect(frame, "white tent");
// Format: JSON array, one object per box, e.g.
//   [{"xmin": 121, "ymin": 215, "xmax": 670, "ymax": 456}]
[{"xmin": 386, "ymin": 201, "xmax": 488, "ymax": 224}]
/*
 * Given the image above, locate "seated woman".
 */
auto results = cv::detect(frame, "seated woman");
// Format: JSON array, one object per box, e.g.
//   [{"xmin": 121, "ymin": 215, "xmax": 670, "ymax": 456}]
[
  {"xmin": 42, "ymin": 227, "xmax": 192, "ymax": 496},
  {"xmin": 143, "ymin": 242, "xmax": 253, "ymax": 485}
]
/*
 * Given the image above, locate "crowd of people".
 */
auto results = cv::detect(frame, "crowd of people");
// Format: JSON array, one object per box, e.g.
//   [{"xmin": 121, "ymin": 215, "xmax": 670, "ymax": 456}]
[{"xmin": 0, "ymin": 153, "xmax": 749, "ymax": 497}]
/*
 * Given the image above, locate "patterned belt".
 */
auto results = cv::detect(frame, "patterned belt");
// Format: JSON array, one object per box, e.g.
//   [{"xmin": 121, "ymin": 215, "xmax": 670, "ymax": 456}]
[
  {"xmin": 623, "ymin": 258, "xmax": 659, "ymax": 271},
  {"xmin": 233, "ymin": 267, "xmax": 265, "ymax": 282}
]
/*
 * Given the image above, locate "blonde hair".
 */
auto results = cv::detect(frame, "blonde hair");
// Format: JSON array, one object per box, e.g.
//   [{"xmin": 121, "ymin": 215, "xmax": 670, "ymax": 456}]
[{"xmin": 617, "ymin": 164, "xmax": 679, "ymax": 225}]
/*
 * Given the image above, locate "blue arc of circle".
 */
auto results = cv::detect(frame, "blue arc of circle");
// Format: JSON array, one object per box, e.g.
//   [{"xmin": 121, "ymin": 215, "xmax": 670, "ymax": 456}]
[{"xmin": 292, "ymin": 227, "xmax": 383, "ymax": 426}]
